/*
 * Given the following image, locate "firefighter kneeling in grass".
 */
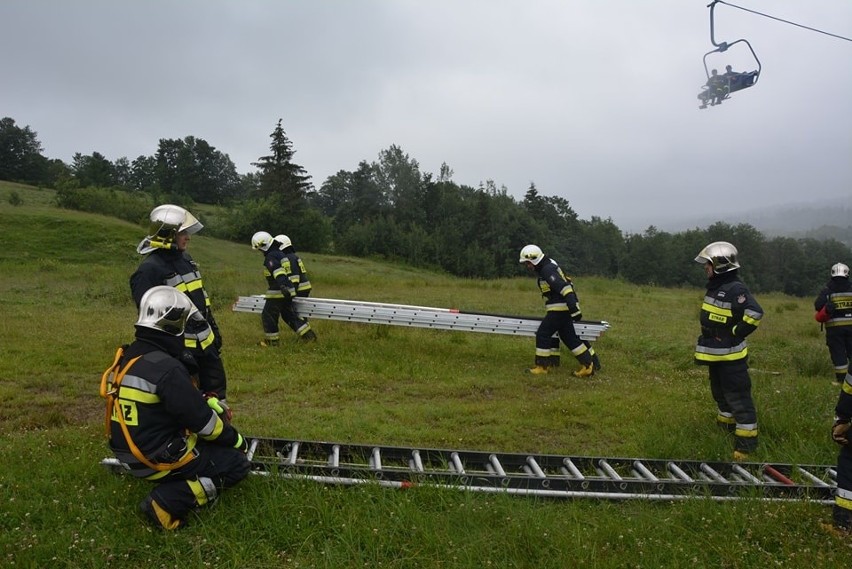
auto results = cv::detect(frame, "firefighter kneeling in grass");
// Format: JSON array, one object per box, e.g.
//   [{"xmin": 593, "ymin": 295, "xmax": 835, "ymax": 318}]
[
  {"xmin": 694, "ymin": 242, "xmax": 763, "ymax": 461},
  {"xmin": 101, "ymin": 286, "xmax": 250, "ymax": 530}
]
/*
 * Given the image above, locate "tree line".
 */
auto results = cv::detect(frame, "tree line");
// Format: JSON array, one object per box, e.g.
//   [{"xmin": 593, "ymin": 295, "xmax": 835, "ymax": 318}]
[{"xmin": 2, "ymin": 115, "xmax": 849, "ymax": 297}]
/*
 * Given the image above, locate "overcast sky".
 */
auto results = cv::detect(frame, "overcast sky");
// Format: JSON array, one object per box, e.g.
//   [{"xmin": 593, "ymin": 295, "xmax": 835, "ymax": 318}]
[{"xmin": 2, "ymin": 1, "xmax": 850, "ymax": 231}]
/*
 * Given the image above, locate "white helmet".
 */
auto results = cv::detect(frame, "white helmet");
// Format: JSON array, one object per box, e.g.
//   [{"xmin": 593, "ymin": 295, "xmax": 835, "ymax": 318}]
[
  {"xmin": 137, "ymin": 204, "xmax": 203, "ymax": 254},
  {"xmin": 695, "ymin": 241, "xmax": 740, "ymax": 274},
  {"xmin": 274, "ymin": 234, "xmax": 292, "ymax": 250},
  {"xmin": 519, "ymin": 244, "xmax": 544, "ymax": 266},
  {"xmin": 832, "ymin": 263, "xmax": 850, "ymax": 278},
  {"xmin": 135, "ymin": 286, "xmax": 199, "ymax": 336},
  {"xmin": 251, "ymin": 231, "xmax": 274, "ymax": 252}
]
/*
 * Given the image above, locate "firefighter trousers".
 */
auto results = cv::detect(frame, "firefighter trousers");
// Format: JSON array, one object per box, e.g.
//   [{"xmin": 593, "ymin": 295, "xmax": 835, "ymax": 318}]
[
  {"xmin": 261, "ymin": 295, "xmax": 312, "ymax": 339},
  {"xmin": 708, "ymin": 360, "xmax": 758, "ymax": 453},
  {"xmin": 146, "ymin": 443, "xmax": 250, "ymax": 524}
]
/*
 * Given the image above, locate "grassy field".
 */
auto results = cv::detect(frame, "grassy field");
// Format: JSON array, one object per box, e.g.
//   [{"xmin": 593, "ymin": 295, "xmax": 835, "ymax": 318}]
[{"xmin": 1, "ymin": 181, "xmax": 851, "ymax": 568}]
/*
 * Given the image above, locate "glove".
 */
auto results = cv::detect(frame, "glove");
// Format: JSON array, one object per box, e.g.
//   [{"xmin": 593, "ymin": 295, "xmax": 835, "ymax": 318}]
[
  {"xmin": 233, "ymin": 432, "xmax": 249, "ymax": 454},
  {"xmin": 572, "ymin": 312, "xmax": 583, "ymax": 322},
  {"xmin": 832, "ymin": 418, "xmax": 851, "ymax": 446},
  {"xmin": 205, "ymin": 392, "xmax": 233, "ymax": 423}
]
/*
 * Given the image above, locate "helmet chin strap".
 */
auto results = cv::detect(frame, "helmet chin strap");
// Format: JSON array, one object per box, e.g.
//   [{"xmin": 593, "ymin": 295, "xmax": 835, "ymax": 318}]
[{"xmin": 149, "ymin": 239, "xmax": 177, "ymax": 251}]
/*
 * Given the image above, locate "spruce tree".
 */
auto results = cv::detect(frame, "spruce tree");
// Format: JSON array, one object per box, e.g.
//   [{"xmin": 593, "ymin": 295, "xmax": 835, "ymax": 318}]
[{"xmin": 252, "ymin": 119, "xmax": 313, "ymax": 207}]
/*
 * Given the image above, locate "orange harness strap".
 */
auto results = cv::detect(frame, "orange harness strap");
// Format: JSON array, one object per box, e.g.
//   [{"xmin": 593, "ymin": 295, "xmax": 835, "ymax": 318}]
[{"xmin": 100, "ymin": 347, "xmax": 196, "ymax": 472}]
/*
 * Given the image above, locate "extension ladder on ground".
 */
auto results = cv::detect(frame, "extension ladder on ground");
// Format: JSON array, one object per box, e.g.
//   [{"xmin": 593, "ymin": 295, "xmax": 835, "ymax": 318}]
[
  {"xmin": 101, "ymin": 437, "xmax": 836, "ymax": 503},
  {"xmin": 232, "ymin": 296, "xmax": 610, "ymax": 342}
]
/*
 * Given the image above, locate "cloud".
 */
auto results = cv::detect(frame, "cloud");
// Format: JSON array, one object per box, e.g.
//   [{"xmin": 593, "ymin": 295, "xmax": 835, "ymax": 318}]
[{"xmin": 2, "ymin": 0, "xmax": 850, "ymax": 231}]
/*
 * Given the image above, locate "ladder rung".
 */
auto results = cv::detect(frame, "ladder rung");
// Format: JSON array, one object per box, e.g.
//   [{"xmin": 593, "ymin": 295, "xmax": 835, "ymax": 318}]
[
  {"xmin": 370, "ymin": 447, "xmax": 381, "ymax": 471},
  {"xmin": 797, "ymin": 467, "xmax": 830, "ymax": 487},
  {"xmin": 489, "ymin": 454, "xmax": 506, "ymax": 477},
  {"xmin": 598, "ymin": 459, "xmax": 622, "ymax": 481},
  {"xmin": 449, "ymin": 452, "xmax": 465, "ymax": 474},
  {"xmin": 731, "ymin": 465, "xmax": 761, "ymax": 484},
  {"xmin": 410, "ymin": 450, "xmax": 425, "ymax": 473},
  {"xmin": 632, "ymin": 461, "xmax": 658, "ymax": 482},
  {"xmin": 526, "ymin": 457, "xmax": 546, "ymax": 478},
  {"xmin": 562, "ymin": 458, "xmax": 584, "ymax": 479},
  {"xmin": 700, "ymin": 463, "xmax": 727, "ymax": 483},
  {"xmin": 667, "ymin": 462, "xmax": 694, "ymax": 482},
  {"xmin": 287, "ymin": 442, "xmax": 300, "ymax": 465}
]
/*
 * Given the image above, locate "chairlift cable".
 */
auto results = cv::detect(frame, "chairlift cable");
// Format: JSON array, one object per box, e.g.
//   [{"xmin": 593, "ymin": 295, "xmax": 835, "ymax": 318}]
[{"xmin": 716, "ymin": 0, "xmax": 852, "ymax": 43}]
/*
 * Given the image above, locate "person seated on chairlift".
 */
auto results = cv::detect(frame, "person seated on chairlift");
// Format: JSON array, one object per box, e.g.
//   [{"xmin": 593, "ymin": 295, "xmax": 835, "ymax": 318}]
[
  {"xmin": 706, "ymin": 69, "xmax": 728, "ymax": 105},
  {"xmin": 723, "ymin": 64, "xmax": 758, "ymax": 93}
]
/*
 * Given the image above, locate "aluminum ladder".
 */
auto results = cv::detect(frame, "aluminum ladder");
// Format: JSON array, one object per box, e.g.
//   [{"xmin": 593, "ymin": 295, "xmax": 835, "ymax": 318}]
[
  {"xmin": 232, "ymin": 296, "xmax": 610, "ymax": 342},
  {"xmin": 102, "ymin": 437, "xmax": 836, "ymax": 503}
]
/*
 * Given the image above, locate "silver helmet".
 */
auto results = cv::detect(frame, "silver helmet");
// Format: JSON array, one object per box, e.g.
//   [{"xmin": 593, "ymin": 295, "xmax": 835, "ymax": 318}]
[
  {"xmin": 251, "ymin": 231, "xmax": 274, "ymax": 252},
  {"xmin": 695, "ymin": 241, "xmax": 740, "ymax": 274},
  {"xmin": 135, "ymin": 286, "xmax": 200, "ymax": 336},
  {"xmin": 274, "ymin": 234, "xmax": 292, "ymax": 250},
  {"xmin": 831, "ymin": 263, "xmax": 850, "ymax": 278},
  {"xmin": 519, "ymin": 244, "xmax": 544, "ymax": 266},
  {"xmin": 137, "ymin": 204, "xmax": 203, "ymax": 254}
]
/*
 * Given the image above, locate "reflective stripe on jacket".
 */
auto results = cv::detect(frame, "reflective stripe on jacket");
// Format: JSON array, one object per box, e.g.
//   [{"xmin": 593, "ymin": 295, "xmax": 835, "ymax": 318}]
[
  {"xmin": 536, "ymin": 257, "xmax": 581, "ymax": 318},
  {"xmin": 695, "ymin": 271, "xmax": 763, "ymax": 364}
]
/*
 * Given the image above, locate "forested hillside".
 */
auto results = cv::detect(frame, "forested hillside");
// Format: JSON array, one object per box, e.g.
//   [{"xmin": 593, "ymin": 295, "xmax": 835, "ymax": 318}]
[{"xmin": 2, "ymin": 116, "xmax": 850, "ymax": 297}]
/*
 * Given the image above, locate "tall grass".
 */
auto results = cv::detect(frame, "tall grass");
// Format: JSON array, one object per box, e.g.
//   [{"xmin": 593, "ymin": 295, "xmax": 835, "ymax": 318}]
[{"xmin": 2, "ymin": 181, "xmax": 851, "ymax": 568}]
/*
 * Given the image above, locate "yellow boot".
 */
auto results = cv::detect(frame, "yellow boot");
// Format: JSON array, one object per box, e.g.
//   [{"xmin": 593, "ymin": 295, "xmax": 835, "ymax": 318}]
[
  {"xmin": 573, "ymin": 363, "xmax": 594, "ymax": 378},
  {"xmin": 733, "ymin": 450, "xmax": 750, "ymax": 462},
  {"xmin": 526, "ymin": 365, "xmax": 549, "ymax": 375}
]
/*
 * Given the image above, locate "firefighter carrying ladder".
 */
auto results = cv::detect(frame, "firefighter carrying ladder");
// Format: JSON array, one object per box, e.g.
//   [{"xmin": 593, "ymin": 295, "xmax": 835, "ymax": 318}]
[
  {"xmin": 102, "ymin": 436, "xmax": 836, "ymax": 503},
  {"xmin": 232, "ymin": 296, "xmax": 610, "ymax": 341}
]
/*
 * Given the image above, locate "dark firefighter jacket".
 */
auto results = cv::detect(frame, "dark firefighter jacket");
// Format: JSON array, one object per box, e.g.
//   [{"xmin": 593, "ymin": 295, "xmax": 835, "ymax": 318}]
[
  {"xmin": 695, "ymin": 270, "xmax": 763, "ymax": 365},
  {"xmin": 130, "ymin": 249, "xmax": 219, "ymax": 351},
  {"xmin": 814, "ymin": 277, "xmax": 852, "ymax": 329},
  {"xmin": 535, "ymin": 257, "xmax": 581, "ymax": 318},
  {"xmin": 108, "ymin": 329, "xmax": 243, "ymax": 480},
  {"xmin": 262, "ymin": 247, "xmax": 312, "ymax": 299}
]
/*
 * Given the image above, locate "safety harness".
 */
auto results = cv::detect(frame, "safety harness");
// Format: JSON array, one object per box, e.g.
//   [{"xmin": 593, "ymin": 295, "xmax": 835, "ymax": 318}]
[{"xmin": 100, "ymin": 346, "xmax": 195, "ymax": 472}]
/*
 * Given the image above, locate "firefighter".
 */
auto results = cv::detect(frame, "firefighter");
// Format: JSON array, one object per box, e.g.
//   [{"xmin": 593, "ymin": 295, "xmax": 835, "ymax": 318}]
[
  {"xmin": 694, "ymin": 241, "xmax": 763, "ymax": 461},
  {"xmin": 814, "ymin": 263, "xmax": 852, "ymax": 383},
  {"xmin": 102, "ymin": 286, "xmax": 250, "ymax": 530},
  {"xmin": 830, "ymin": 365, "xmax": 852, "ymax": 531},
  {"xmin": 251, "ymin": 231, "xmax": 317, "ymax": 346},
  {"xmin": 519, "ymin": 244, "xmax": 599, "ymax": 377},
  {"xmin": 130, "ymin": 204, "xmax": 229, "ymax": 402}
]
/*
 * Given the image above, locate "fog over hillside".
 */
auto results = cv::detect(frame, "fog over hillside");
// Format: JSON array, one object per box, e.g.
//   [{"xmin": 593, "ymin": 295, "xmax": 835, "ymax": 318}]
[{"xmin": 621, "ymin": 197, "xmax": 851, "ymax": 243}]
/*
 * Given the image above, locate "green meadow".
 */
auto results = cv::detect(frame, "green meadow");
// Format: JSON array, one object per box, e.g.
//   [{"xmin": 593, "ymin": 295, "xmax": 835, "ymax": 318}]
[{"xmin": 1, "ymin": 181, "xmax": 851, "ymax": 568}]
